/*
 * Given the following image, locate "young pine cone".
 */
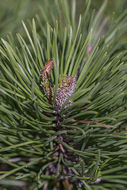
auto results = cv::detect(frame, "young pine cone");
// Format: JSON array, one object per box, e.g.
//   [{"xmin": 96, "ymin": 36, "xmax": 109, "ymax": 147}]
[{"xmin": 41, "ymin": 59, "xmax": 76, "ymax": 111}]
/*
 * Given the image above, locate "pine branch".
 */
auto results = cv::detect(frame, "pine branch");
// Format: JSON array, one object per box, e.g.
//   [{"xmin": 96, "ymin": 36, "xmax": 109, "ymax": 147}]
[{"xmin": 0, "ymin": 0, "xmax": 127, "ymax": 189}]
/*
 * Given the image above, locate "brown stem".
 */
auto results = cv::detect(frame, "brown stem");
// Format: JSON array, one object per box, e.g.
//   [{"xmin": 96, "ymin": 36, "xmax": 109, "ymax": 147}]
[
  {"xmin": 65, "ymin": 179, "xmax": 72, "ymax": 190},
  {"xmin": 43, "ymin": 182, "xmax": 48, "ymax": 190},
  {"xmin": 79, "ymin": 120, "xmax": 110, "ymax": 129},
  {"xmin": 59, "ymin": 144, "xmax": 65, "ymax": 153},
  {"xmin": 43, "ymin": 171, "xmax": 49, "ymax": 190}
]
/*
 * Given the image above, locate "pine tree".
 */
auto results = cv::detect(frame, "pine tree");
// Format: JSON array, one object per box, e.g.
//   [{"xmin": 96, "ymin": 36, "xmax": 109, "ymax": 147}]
[{"xmin": 0, "ymin": 0, "xmax": 127, "ymax": 189}]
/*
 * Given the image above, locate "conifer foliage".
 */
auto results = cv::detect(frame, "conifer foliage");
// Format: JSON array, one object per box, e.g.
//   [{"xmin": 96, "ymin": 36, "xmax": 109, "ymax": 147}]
[{"xmin": 0, "ymin": 0, "xmax": 127, "ymax": 189}]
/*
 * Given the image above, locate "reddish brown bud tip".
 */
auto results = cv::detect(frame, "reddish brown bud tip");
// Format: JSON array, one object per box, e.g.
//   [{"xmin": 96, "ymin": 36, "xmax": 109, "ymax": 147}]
[{"xmin": 41, "ymin": 58, "xmax": 54, "ymax": 81}]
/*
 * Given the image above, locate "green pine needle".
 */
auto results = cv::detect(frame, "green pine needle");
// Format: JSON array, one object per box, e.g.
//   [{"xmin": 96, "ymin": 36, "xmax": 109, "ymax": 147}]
[{"xmin": 0, "ymin": 0, "xmax": 127, "ymax": 189}]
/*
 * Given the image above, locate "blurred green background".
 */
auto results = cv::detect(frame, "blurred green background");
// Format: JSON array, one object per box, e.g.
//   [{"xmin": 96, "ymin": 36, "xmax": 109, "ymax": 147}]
[{"xmin": 0, "ymin": 0, "xmax": 127, "ymax": 38}]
